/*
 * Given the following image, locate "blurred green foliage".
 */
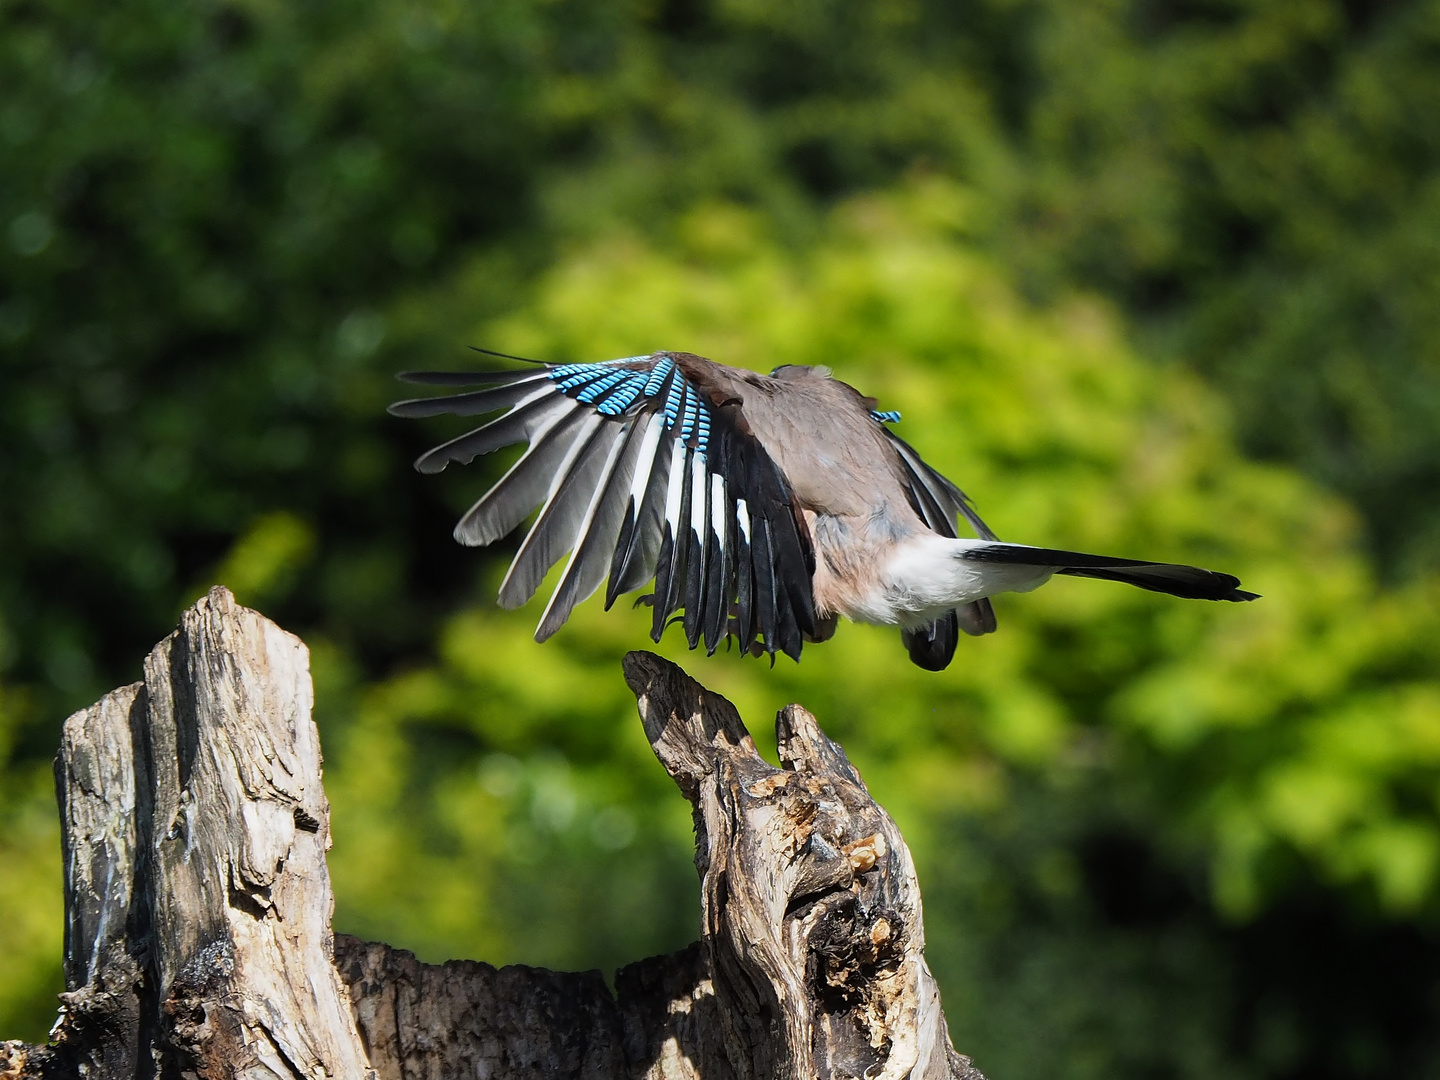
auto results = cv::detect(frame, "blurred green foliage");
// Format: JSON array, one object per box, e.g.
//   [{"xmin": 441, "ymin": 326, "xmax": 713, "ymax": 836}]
[{"xmin": 4, "ymin": 0, "xmax": 1440, "ymax": 1075}]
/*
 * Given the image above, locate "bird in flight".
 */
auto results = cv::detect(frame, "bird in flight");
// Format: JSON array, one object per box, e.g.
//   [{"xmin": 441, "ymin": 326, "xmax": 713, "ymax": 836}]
[{"xmin": 391, "ymin": 350, "xmax": 1256, "ymax": 670}]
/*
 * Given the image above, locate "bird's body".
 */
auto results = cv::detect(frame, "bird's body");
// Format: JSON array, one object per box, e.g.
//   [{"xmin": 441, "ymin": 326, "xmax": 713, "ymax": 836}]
[
  {"xmin": 392, "ymin": 350, "xmax": 1256, "ymax": 670},
  {"xmin": 845, "ymin": 535, "xmax": 1050, "ymax": 627}
]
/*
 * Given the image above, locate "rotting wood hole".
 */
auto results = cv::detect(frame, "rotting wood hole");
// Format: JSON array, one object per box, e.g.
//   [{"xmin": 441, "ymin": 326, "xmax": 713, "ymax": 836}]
[{"xmin": 806, "ymin": 897, "xmax": 905, "ymax": 1009}]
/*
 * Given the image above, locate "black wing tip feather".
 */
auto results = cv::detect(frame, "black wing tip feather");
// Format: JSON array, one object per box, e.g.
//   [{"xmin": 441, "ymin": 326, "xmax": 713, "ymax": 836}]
[
  {"xmin": 395, "ymin": 349, "xmax": 549, "ymax": 391},
  {"xmin": 388, "ymin": 394, "xmax": 460, "ymax": 418},
  {"xmin": 467, "ymin": 345, "xmax": 548, "ymax": 364},
  {"xmin": 396, "ymin": 370, "xmax": 493, "ymax": 386},
  {"xmin": 957, "ymin": 598, "xmax": 998, "ymax": 636},
  {"xmin": 394, "ymin": 347, "xmax": 547, "ymax": 381},
  {"xmin": 394, "ymin": 368, "xmax": 547, "ymax": 388},
  {"xmin": 903, "ymin": 611, "xmax": 959, "ymax": 671},
  {"xmin": 885, "ymin": 429, "xmax": 998, "ymax": 542}
]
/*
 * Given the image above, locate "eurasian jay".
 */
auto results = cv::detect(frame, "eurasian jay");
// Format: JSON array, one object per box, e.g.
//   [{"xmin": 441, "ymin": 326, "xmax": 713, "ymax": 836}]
[{"xmin": 391, "ymin": 350, "xmax": 1257, "ymax": 670}]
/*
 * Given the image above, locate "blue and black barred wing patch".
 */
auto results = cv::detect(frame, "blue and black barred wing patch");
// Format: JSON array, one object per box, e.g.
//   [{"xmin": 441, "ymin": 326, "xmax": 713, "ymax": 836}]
[{"xmin": 389, "ymin": 351, "xmax": 816, "ymax": 661}]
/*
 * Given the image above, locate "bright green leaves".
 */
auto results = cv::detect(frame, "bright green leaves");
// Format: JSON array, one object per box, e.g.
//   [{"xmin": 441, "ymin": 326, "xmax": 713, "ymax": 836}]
[{"xmin": 203, "ymin": 511, "xmax": 317, "ymax": 612}]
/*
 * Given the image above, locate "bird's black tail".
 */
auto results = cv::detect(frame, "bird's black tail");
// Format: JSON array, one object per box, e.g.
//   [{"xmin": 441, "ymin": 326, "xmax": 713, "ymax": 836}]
[{"xmin": 960, "ymin": 543, "xmax": 1259, "ymax": 602}]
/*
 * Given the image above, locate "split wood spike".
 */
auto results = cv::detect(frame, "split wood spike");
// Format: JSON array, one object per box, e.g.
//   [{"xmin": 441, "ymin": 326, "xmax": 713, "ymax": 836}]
[
  {"xmin": 1, "ymin": 587, "xmax": 983, "ymax": 1080},
  {"xmin": 623, "ymin": 652, "xmax": 982, "ymax": 1080}
]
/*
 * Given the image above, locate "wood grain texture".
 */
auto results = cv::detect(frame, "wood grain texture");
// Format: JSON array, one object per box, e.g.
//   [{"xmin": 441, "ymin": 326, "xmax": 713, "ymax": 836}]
[
  {"xmin": 5, "ymin": 591, "xmax": 984, "ymax": 1080},
  {"xmin": 28, "ymin": 587, "xmax": 373, "ymax": 1079},
  {"xmin": 623, "ymin": 652, "xmax": 983, "ymax": 1080},
  {"xmin": 333, "ymin": 936, "xmax": 731, "ymax": 1080}
]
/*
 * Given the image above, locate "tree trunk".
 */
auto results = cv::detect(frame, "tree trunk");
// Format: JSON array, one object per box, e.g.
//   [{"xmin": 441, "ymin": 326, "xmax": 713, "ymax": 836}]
[{"xmin": 0, "ymin": 587, "xmax": 983, "ymax": 1080}]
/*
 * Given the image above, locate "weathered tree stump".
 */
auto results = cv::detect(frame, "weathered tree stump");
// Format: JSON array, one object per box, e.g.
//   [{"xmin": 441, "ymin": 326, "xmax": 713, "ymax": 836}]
[{"xmin": 1, "ymin": 588, "xmax": 983, "ymax": 1080}]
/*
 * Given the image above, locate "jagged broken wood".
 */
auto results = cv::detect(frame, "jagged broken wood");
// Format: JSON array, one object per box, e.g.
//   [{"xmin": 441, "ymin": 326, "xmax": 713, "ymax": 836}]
[{"xmin": 1, "ymin": 587, "xmax": 982, "ymax": 1080}]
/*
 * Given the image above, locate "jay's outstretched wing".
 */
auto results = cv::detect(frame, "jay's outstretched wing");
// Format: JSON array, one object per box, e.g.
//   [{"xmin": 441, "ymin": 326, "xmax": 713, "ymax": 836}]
[{"xmin": 390, "ymin": 352, "xmax": 816, "ymax": 660}]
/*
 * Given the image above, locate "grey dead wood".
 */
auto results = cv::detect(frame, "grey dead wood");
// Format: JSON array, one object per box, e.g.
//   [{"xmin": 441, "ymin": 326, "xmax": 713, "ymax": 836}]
[{"xmin": 1, "ymin": 588, "xmax": 983, "ymax": 1080}]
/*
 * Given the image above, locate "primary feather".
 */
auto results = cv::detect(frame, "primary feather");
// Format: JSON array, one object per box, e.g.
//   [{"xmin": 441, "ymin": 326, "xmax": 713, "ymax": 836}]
[{"xmin": 391, "ymin": 351, "xmax": 1256, "ymax": 669}]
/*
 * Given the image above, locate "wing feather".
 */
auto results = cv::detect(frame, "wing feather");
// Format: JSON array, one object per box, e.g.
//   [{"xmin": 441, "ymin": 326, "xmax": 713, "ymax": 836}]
[
  {"xmin": 413, "ymin": 391, "xmax": 572, "ymax": 474},
  {"xmin": 885, "ymin": 431, "xmax": 997, "ymax": 541},
  {"xmin": 607, "ymin": 412, "xmax": 669, "ymax": 602},
  {"xmin": 956, "ymin": 598, "xmax": 997, "ymax": 636},
  {"xmin": 881, "ymin": 425, "xmax": 999, "ymax": 656},
  {"xmin": 389, "ymin": 374, "xmax": 553, "ymax": 418},
  {"xmin": 732, "ymin": 497, "xmax": 756, "ymax": 653},
  {"xmin": 682, "ymin": 451, "xmax": 710, "ymax": 649},
  {"xmin": 702, "ymin": 472, "xmax": 730, "ymax": 653},
  {"xmin": 396, "ymin": 369, "xmax": 544, "ymax": 387},
  {"xmin": 453, "ymin": 405, "xmax": 590, "ymax": 546},
  {"xmin": 652, "ymin": 441, "xmax": 691, "ymax": 641},
  {"xmin": 497, "ymin": 414, "xmax": 613, "ymax": 608},
  {"xmin": 394, "ymin": 352, "xmax": 815, "ymax": 658},
  {"xmin": 750, "ymin": 518, "xmax": 780, "ymax": 659},
  {"xmin": 535, "ymin": 417, "xmax": 652, "ymax": 639},
  {"xmin": 903, "ymin": 611, "xmax": 960, "ymax": 671}
]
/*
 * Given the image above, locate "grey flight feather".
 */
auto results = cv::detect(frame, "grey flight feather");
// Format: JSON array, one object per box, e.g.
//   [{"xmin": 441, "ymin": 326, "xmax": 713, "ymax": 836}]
[{"xmin": 452, "ymin": 404, "xmax": 590, "ymax": 546}]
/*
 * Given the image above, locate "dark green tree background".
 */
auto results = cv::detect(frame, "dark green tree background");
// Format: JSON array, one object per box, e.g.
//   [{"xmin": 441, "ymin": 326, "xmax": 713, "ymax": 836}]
[{"xmin": 4, "ymin": 2, "xmax": 1439, "ymax": 1076}]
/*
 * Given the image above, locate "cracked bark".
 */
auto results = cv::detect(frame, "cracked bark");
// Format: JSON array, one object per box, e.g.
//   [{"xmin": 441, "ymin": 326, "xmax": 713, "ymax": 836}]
[{"xmin": 1, "ymin": 588, "xmax": 984, "ymax": 1080}]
